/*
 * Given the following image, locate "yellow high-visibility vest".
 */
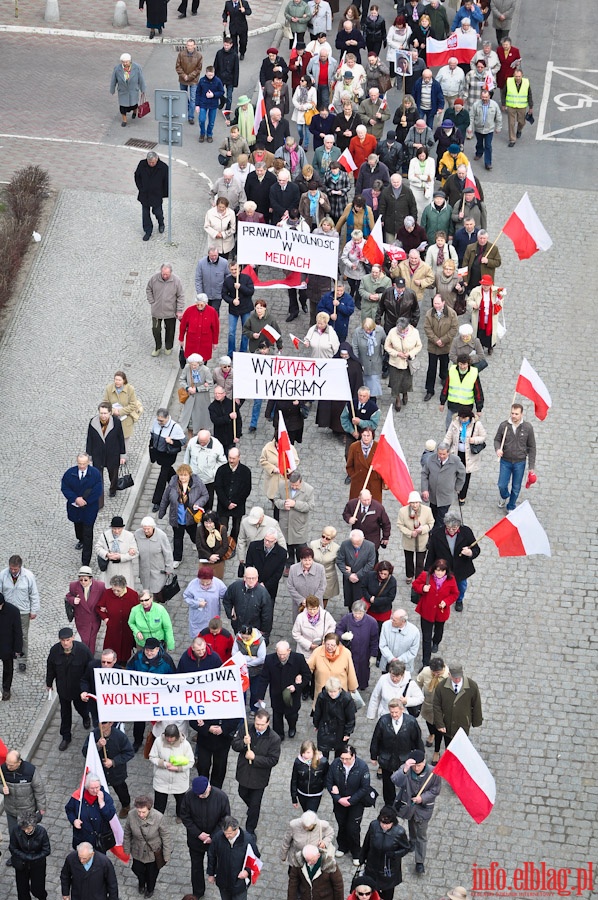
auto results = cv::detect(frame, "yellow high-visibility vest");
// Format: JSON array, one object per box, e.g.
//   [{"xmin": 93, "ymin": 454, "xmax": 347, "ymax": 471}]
[
  {"xmin": 447, "ymin": 366, "xmax": 478, "ymax": 406},
  {"xmin": 506, "ymin": 77, "xmax": 530, "ymax": 108}
]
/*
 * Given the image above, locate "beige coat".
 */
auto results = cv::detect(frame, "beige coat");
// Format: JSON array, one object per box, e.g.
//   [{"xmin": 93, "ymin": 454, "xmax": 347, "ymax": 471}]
[
  {"xmin": 416, "ymin": 664, "xmax": 450, "ymax": 723},
  {"xmin": 149, "ymin": 734, "xmax": 194, "ymax": 795},
  {"xmin": 384, "ymin": 325, "xmax": 423, "ymax": 370},
  {"xmin": 396, "ymin": 259, "xmax": 435, "ymax": 302},
  {"xmin": 259, "ymin": 439, "xmax": 300, "ymax": 500},
  {"xmin": 396, "ymin": 503, "xmax": 435, "ymax": 552},
  {"xmin": 292, "ymin": 607, "xmax": 337, "ymax": 657},
  {"xmin": 309, "ymin": 539, "xmax": 340, "ymax": 600},
  {"xmin": 444, "ymin": 415, "xmax": 487, "ymax": 473},
  {"xmin": 95, "ymin": 526, "xmax": 139, "ymax": 587},
  {"xmin": 101, "ymin": 382, "xmax": 141, "ymax": 440},
  {"xmin": 467, "ymin": 285, "xmax": 502, "ymax": 348},
  {"xmin": 280, "ymin": 816, "xmax": 335, "ymax": 862},
  {"xmin": 307, "ymin": 644, "xmax": 358, "ymax": 700},
  {"xmin": 123, "ymin": 807, "xmax": 172, "ymax": 863},
  {"xmin": 203, "ymin": 206, "xmax": 237, "ymax": 254}
]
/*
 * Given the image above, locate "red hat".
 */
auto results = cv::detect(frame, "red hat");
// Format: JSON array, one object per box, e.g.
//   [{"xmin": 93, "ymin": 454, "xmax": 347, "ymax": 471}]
[
  {"xmin": 525, "ymin": 472, "xmax": 537, "ymax": 489},
  {"xmin": 267, "ymin": 47, "xmax": 278, "ymax": 55},
  {"xmin": 480, "ymin": 274, "xmax": 494, "ymax": 286},
  {"xmin": 453, "ymin": 97, "xmax": 464, "ymax": 106}
]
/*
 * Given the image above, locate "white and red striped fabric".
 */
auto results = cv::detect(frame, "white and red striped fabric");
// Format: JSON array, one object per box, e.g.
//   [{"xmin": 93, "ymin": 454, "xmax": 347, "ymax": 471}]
[
  {"xmin": 434, "ymin": 728, "xmax": 496, "ymax": 823},
  {"xmin": 516, "ymin": 358, "xmax": 552, "ymax": 420},
  {"xmin": 277, "ymin": 411, "xmax": 297, "ymax": 475},
  {"xmin": 243, "ymin": 844, "xmax": 263, "ymax": 884},
  {"xmin": 260, "ymin": 324, "xmax": 281, "ymax": 345},
  {"xmin": 502, "ymin": 193, "xmax": 553, "ymax": 259},
  {"xmin": 223, "ymin": 652, "xmax": 250, "ymax": 691},
  {"xmin": 363, "ymin": 216, "xmax": 385, "ymax": 266},
  {"xmin": 242, "ymin": 265, "xmax": 304, "ymax": 290},
  {"xmin": 426, "ymin": 31, "xmax": 477, "ymax": 66},
  {"xmin": 73, "ymin": 736, "xmax": 130, "ymax": 863},
  {"xmin": 289, "ymin": 333, "xmax": 302, "ymax": 350},
  {"xmin": 485, "ymin": 500, "xmax": 551, "ymax": 558},
  {"xmin": 464, "ymin": 161, "xmax": 480, "ymax": 200},
  {"xmin": 338, "ymin": 148, "xmax": 358, "ymax": 173},
  {"xmin": 252, "ymin": 84, "xmax": 266, "ymax": 136},
  {"xmin": 371, "ymin": 407, "xmax": 414, "ymax": 504}
]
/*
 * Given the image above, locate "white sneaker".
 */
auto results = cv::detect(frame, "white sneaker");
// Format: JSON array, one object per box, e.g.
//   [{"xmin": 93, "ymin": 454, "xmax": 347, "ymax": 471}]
[
  {"xmin": 172, "ymin": 561, "xmax": 180, "ymax": 569},
  {"xmin": 151, "ymin": 349, "xmax": 161, "ymax": 357},
  {"xmin": 497, "ymin": 497, "xmax": 507, "ymax": 508},
  {"xmin": 335, "ymin": 850, "xmax": 345, "ymax": 858},
  {"xmin": 353, "ymin": 859, "xmax": 360, "ymax": 867}
]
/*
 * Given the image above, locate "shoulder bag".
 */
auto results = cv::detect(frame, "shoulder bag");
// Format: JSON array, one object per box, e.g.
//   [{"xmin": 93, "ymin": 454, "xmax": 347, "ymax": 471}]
[
  {"xmin": 64, "ymin": 598, "xmax": 75, "ymax": 622},
  {"xmin": 97, "ymin": 533, "xmax": 110, "ymax": 572},
  {"xmin": 140, "ymin": 824, "xmax": 166, "ymax": 869},
  {"xmin": 469, "ymin": 419, "xmax": 486, "ymax": 455},
  {"xmin": 178, "ymin": 386, "xmax": 190, "ymax": 404},
  {"xmin": 304, "ymin": 106, "xmax": 316, "ymax": 125},
  {"xmin": 401, "ymin": 335, "xmax": 420, "ymax": 374},
  {"xmin": 410, "ymin": 571, "xmax": 429, "ymax": 605},
  {"xmin": 137, "ymin": 93, "xmax": 151, "ymax": 119},
  {"xmin": 218, "ymin": 138, "xmax": 231, "ymax": 167},
  {"xmin": 160, "ymin": 573, "xmax": 180, "ymax": 603}
]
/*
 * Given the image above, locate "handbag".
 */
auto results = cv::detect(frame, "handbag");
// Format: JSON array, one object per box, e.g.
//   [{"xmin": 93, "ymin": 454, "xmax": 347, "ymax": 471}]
[
  {"xmin": 469, "ymin": 420, "xmax": 486, "ymax": 455},
  {"xmin": 473, "ymin": 357, "xmax": 488, "ymax": 372},
  {"xmin": 350, "ymin": 689, "xmax": 365, "ymax": 710},
  {"xmin": 178, "ymin": 386, "xmax": 189, "ymax": 404},
  {"xmin": 218, "ymin": 138, "xmax": 231, "ymax": 166},
  {"xmin": 394, "ymin": 780, "xmax": 414, "ymax": 820},
  {"xmin": 400, "ymin": 336, "xmax": 420, "ymax": 374},
  {"xmin": 140, "ymin": 825, "xmax": 166, "ymax": 869},
  {"xmin": 495, "ymin": 307, "xmax": 507, "ymax": 340},
  {"xmin": 97, "ymin": 534, "xmax": 110, "ymax": 572},
  {"xmin": 129, "ymin": 397, "xmax": 144, "ymax": 423},
  {"xmin": 137, "ymin": 93, "xmax": 151, "ymax": 118},
  {"xmin": 95, "ymin": 829, "xmax": 117, "ymax": 854},
  {"xmin": 410, "ymin": 571, "xmax": 429, "ymax": 605},
  {"xmin": 221, "ymin": 534, "xmax": 237, "ymax": 561},
  {"xmin": 303, "ymin": 106, "xmax": 316, "ymax": 125},
  {"xmin": 160, "ymin": 573, "xmax": 180, "ymax": 602},
  {"xmin": 186, "ymin": 504, "xmax": 204, "ymax": 524},
  {"xmin": 453, "ymin": 294, "xmax": 467, "ymax": 315},
  {"xmin": 179, "ymin": 346, "xmax": 187, "ymax": 369},
  {"xmin": 282, "ymin": 22, "xmax": 293, "ymax": 40},
  {"xmin": 64, "ymin": 599, "xmax": 75, "ymax": 622},
  {"xmin": 116, "ymin": 464, "xmax": 134, "ymax": 491}
]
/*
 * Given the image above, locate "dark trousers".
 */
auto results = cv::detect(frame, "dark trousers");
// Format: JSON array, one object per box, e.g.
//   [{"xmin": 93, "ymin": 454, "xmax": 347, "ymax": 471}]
[
  {"xmin": 475, "ymin": 130, "xmax": 494, "ymax": 167},
  {"xmin": 15, "ymin": 859, "xmax": 47, "ymax": 900},
  {"xmin": 133, "ymin": 721, "xmax": 146, "ymax": 746},
  {"xmin": 142, "ymin": 203, "xmax": 164, "ymax": 236},
  {"xmin": 59, "ymin": 695, "xmax": 89, "ymax": 740},
  {"xmin": 220, "ymin": 513, "xmax": 242, "ymax": 542},
  {"xmin": 100, "ymin": 465, "xmax": 119, "ymax": 496},
  {"xmin": 178, "ymin": 0, "xmax": 200, "ymax": 12},
  {"xmin": 381, "ymin": 768, "xmax": 397, "ymax": 806},
  {"xmin": 430, "ymin": 504, "xmax": 449, "ymax": 526},
  {"xmin": 152, "ymin": 461, "xmax": 177, "ymax": 505},
  {"xmin": 272, "ymin": 704, "xmax": 298, "ymax": 739},
  {"xmin": 403, "ymin": 549, "xmax": 426, "ymax": 580},
  {"xmin": 208, "ymin": 298, "xmax": 222, "ymax": 314},
  {"xmin": 173, "ymin": 523, "xmax": 198, "ymax": 560},
  {"xmin": 74, "ymin": 521, "xmax": 95, "ymax": 566},
  {"xmin": 219, "ymin": 890, "xmax": 247, "ymax": 900},
  {"xmin": 457, "ymin": 451, "xmax": 471, "ymax": 500},
  {"xmin": 132, "ymin": 858, "xmax": 160, "ymax": 892},
  {"xmin": 154, "ymin": 790, "xmax": 185, "ymax": 816},
  {"xmin": 495, "ymin": 27, "xmax": 510, "ymax": 43},
  {"xmin": 230, "ymin": 29, "xmax": 248, "ymax": 56},
  {"xmin": 297, "ymin": 793, "xmax": 322, "ymax": 812},
  {"xmin": 333, "ymin": 801, "xmax": 364, "ymax": 857},
  {"xmin": 238, "ymin": 784, "xmax": 265, "ymax": 834},
  {"xmin": 151, "ymin": 316, "xmax": 176, "ymax": 351},
  {"xmin": 188, "ymin": 844, "xmax": 208, "ymax": 897},
  {"xmin": 420, "ymin": 618, "xmax": 445, "ymax": 667},
  {"xmin": 2, "ymin": 655, "xmax": 14, "ymax": 692},
  {"xmin": 425, "ymin": 352, "xmax": 449, "ymax": 394},
  {"xmin": 111, "ymin": 780, "xmax": 131, "ymax": 808},
  {"xmin": 288, "ymin": 288, "xmax": 307, "ymax": 316},
  {"xmin": 195, "ymin": 742, "xmax": 231, "ymax": 789},
  {"xmin": 204, "ymin": 482, "xmax": 215, "ymax": 510},
  {"xmin": 425, "ymin": 720, "xmax": 443, "ymax": 753},
  {"xmin": 286, "ymin": 543, "xmax": 307, "ymax": 565}
]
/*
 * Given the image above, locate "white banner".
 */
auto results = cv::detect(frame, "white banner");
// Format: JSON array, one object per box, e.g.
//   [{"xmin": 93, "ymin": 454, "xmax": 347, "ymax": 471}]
[
  {"xmin": 236, "ymin": 221, "xmax": 339, "ymax": 278},
  {"xmin": 93, "ymin": 666, "xmax": 246, "ymax": 722},
  {"xmin": 232, "ymin": 352, "xmax": 352, "ymax": 400}
]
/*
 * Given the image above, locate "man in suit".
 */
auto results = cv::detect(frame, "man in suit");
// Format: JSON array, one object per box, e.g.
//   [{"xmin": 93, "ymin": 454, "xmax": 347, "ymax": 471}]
[
  {"xmin": 256, "ymin": 107, "xmax": 291, "ymax": 153},
  {"xmin": 46, "ymin": 627, "xmax": 93, "ymax": 751},
  {"xmin": 214, "ymin": 448, "xmax": 252, "ymax": 542},
  {"xmin": 342, "ymin": 489, "xmax": 391, "ymax": 554},
  {"xmin": 433, "ymin": 662, "xmax": 483, "ymax": 744},
  {"xmin": 60, "ymin": 841, "xmax": 119, "ymax": 900},
  {"xmin": 255, "ymin": 641, "xmax": 311, "ymax": 740},
  {"xmin": 336, "ymin": 529, "xmax": 376, "ymax": 608},
  {"xmin": 222, "ymin": 0, "xmax": 252, "ymax": 60},
  {"xmin": 269, "ymin": 168, "xmax": 301, "ymax": 224},
  {"xmin": 244, "ymin": 161, "xmax": 277, "ymax": 220},
  {"xmin": 60, "ymin": 453, "xmax": 103, "ymax": 567},
  {"xmin": 245, "ymin": 531, "xmax": 287, "ymax": 601},
  {"xmin": 231, "ymin": 711, "xmax": 281, "ymax": 834}
]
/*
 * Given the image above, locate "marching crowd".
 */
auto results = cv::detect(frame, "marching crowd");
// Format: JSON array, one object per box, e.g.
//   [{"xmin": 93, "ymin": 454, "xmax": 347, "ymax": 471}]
[{"xmin": 0, "ymin": 0, "xmax": 541, "ymax": 899}]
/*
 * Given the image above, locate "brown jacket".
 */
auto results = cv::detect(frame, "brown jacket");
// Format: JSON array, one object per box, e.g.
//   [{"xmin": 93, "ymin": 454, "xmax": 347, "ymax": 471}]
[
  {"xmin": 346, "ymin": 440, "xmax": 384, "ymax": 503},
  {"xmin": 175, "ymin": 49, "xmax": 203, "ymax": 85},
  {"xmin": 423, "ymin": 305, "xmax": 459, "ymax": 354},
  {"xmin": 396, "ymin": 259, "xmax": 435, "ymax": 302},
  {"xmin": 462, "ymin": 241, "xmax": 502, "ymax": 283}
]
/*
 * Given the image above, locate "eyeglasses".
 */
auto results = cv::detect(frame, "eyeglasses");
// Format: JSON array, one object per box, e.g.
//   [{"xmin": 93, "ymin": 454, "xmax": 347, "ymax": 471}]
[
  {"xmin": 356, "ymin": 891, "xmax": 372, "ymax": 895},
  {"xmin": 321, "ymin": 534, "xmax": 332, "ymax": 540}
]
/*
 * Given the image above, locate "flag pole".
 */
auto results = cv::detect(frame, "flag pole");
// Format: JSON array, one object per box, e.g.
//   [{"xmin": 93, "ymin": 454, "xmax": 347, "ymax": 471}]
[
  {"xmin": 233, "ymin": 402, "xmax": 237, "ymax": 442},
  {"xmin": 243, "ymin": 712, "xmax": 253, "ymax": 765},
  {"xmin": 100, "ymin": 723, "xmax": 108, "ymax": 762},
  {"xmin": 499, "ymin": 390, "xmax": 518, "ymax": 451},
  {"xmin": 486, "ymin": 230, "xmax": 503, "ymax": 257},
  {"xmin": 463, "ymin": 534, "xmax": 488, "ymax": 551},
  {"xmin": 361, "ymin": 464, "xmax": 373, "ymax": 492},
  {"xmin": 0, "ymin": 766, "xmax": 7, "ymax": 790},
  {"xmin": 414, "ymin": 769, "xmax": 436, "ymax": 799},
  {"xmin": 284, "ymin": 467, "xmax": 289, "ymax": 500}
]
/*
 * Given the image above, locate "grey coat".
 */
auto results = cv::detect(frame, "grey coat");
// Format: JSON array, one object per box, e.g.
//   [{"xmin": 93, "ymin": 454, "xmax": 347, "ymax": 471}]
[
  {"xmin": 134, "ymin": 526, "xmax": 174, "ymax": 592},
  {"xmin": 392, "ymin": 763, "xmax": 441, "ymax": 821},
  {"xmin": 195, "ymin": 254, "xmax": 229, "ymax": 299},
  {"xmin": 352, "ymin": 325, "xmax": 386, "ymax": 376},
  {"xmin": 159, "ymin": 473, "xmax": 210, "ymax": 529},
  {"xmin": 110, "ymin": 62, "xmax": 146, "ymax": 107},
  {"xmin": 491, "ymin": 0, "xmax": 517, "ymax": 28},
  {"xmin": 421, "ymin": 453, "xmax": 466, "ymax": 507},
  {"xmin": 123, "ymin": 807, "xmax": 172, "ymax": 863},
  {"xmin": 274, "ymin": 482, "xmax": 315, "ymax": 545},
  {"xmin": 1, "ymin": 761, "xmax": 46, "ymax": 818}
]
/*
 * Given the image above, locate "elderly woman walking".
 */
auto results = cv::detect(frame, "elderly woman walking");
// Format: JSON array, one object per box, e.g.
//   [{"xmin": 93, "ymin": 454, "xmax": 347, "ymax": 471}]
[
  {"xmin": 179, "ymin": 354, "xmax": 213, "ymax": 436},
  {"xmin": 110, "ymin": 53, "xmax": 146, "ymax": 126},
  {"xmin": 384, "ymin": 315, "xmax": 423, "ymax": 412},
  {"xmin": 123, "ymin": 795, "xmax": 172, "ymax": 898},
  {"xmin": 336, "ymin": 600, "xmax": 379, "ymax": 690},
  {"xmin": 158, "ymin": 464, "xmax": 209, "ymax": 568}
]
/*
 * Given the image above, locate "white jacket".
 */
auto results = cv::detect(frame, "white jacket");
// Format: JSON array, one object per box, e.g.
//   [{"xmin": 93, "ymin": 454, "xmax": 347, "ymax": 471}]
[
  {"xmin": 367, "ymin": 671, "xmax": 425, "ymax": 719},
  {"xmin": 0, "ymin": 567, "xmax": 40, "ymax": 614},
  {"xmin": 292, "ymin": 608, "xmax": 337, "ymax": 657},
  {"xmin": 95, "ymin": 528, "xmax": 139, "ymax": 587},
  {"xmin": 150, "ymin": 735, "xmax": 194, "ymax": 794},
  {"xmin": 184, "ymin": 435, "xmax": 227, "ymax": 484}
]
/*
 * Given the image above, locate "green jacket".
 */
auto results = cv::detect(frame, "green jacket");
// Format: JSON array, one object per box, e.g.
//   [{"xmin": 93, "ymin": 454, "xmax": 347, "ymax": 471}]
[
  {"xmin": 285, "ymin": 0, "xmax": 311, "ymax": 32},
  {"xmin": 128, "ymin": 602, "xmax": 175, "ymax": 651}
]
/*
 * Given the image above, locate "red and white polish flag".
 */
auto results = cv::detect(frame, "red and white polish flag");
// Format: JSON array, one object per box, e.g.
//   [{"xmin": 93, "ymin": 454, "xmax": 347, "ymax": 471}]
[
  {"xmin": 243, "ymin": 844, "xmax": 263, "ymax": 884},
  {"xmin": 338, "ymin": 148, "xmax": 358, "ymax": 173},
  {"xmin": 515, "ymin": 358, "xmax": 552, "ymax": 420},
  {"xmin": 73, "ymin": 736, "xmax": 130, "ymax": 862},
  {"xmin": 277, "ymin": 410, "xmax": 297, "ymax": 475},
  {"xmin": 242, "ymin": 265, "xmax": 304, "ymax": 290},
  {"xmin": 464, "ymin": 161, "xmax": 481, "ymax": 200},
  {"xmin": 252, "ymin": 84, "xmax": 266, "ymax": 136},
  {"xmin": 502, "ymin": 192, "xmax": 553, "ymax": 260},
  {"xmin": 260, "ymin": 324, "xmax": 281, "ymax": 345},
  {"xmin": 434, "ymin": 727, "xmax": 496, "ymax": 824},
  {"xmin": 289, "ymin": 333, "xmax": 302, "ymax": 350},
  {"xmin": 425, "ymin": 31, "xmax": 478, "ymax": 66},
  {"xmin": 223, "ymin": 652, "xmax": 250, "ymax": 692},
  {"xmin": 363, "ymin": 215, "xmax": 385, "ymax": 266},
  {"xmin": 371, "ymin": 407, "xmax": 414, "ymax": 504},
  {"xmin": 485, "ymin": 500, "xmax": 551, "ymax": 558}
]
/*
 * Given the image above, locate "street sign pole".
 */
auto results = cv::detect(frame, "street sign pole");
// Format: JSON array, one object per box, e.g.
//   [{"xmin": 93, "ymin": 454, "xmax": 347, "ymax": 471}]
[
  {"xmin": 154, "ymin": 89, "xmax": 185, "ymax": 244},
  {"xmin": 167, "ymin": 93, "xmax": 173, "ymax": 244}
]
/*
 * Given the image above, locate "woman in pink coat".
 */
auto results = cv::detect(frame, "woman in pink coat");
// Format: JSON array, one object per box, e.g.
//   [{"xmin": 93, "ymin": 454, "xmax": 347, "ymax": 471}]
[
  {"xmin": 65, "ymin": 567, "xmax": 105, "ymax": 653},
  {"xmin": 412, "ymin": 558, "xmax": 459, "ymax": 668}
]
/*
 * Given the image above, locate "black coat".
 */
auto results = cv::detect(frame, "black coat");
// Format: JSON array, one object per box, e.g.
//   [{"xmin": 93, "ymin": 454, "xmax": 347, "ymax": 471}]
[
  {"xmin": 378, "ymin": 185, "xmax": 418, "ymax": 234},
  {"xmin": 46, "ymin": 641, "xmax": 93, "ymax": 701},
  {"xmin": 0, "ymin": 600, "xmax": 23, "ymax": 656},
  {"xmin": 269, "ymin": 181, "xmax": 302, "ymax": 224},
  {"xmin": 85, "ymin": 415, "xmax": 125, "ymax": 472},
  {"xmin": 360, "ymin": 820, "xmax": 410, "ymax": 889},
  {"xmin": 255, "ymin": 650, "xmax": 311, "ymax": 713},
  {"xmin": 359, "ymin": 571, "xmax": 396, "ymax": 617},
  {"xmin": 232, "ymin": 722, "xmax": 281, "ymax": 788},
  {"xmin": 259, "ymin": 56, "xmax": 289, "ymax": 85},
  {"xmin": 134, "ymin": 158, "xmax": 169, "ymax": 206},
  {"xmin": 265, "ymin": 399, "xmax": 304, "ymax": 441},
  {"xmin": 256, "ymin": 117, "xmax": 290, "ymax": 153},
  {"xmin": 326, "ymin": 756, "xmax": 371, "ymax": 806},
  {"xmin": 9, "ymin": 823, "xmax": 51, "ymax": 865},
  {"xmin": 425, "ymin": 523, "xmax": 480, "ymax": 581},
  {"xmin": 139, "ymin": 0, "xmax": 168, "ymax": 24},
  {"xmin": 369, "ymin": 713, "xmax": 423, "ymax": 772},
  {"xmin": 223, "ymin": 580, "xmax": 273, "ymax": 638},
  {"xmin": 214, "ymin": 462, "xmax": 252, "ymax": 517},
  {"xmin": 377, "ymin": 286, "xmax": 419, "ymax": 331},
  {"xmin": 207, "ymin": 827, "xmax": 258, "ymax": 892},
  {"xmin": 214, "ymin": 47, "xmax": 240, "ymax": 87},
  {"xmin": 222, "ymin": 0, "xmax": 252, "ymax": 34},
  {"xmin": 290, "ymin": 755, "xmax": 329, "ymax": 803},
  {"xmin": 376, "ymin": 140, "xmax": 405, "ymax": 175},
  {"xmin": 313, "ymin": 689, "xmax": 356, "ymax": 753},
  {"xmin": 209, "ymin": 398, "xmax": 243, "ymax": 451},
  {"xmin": 60, "ymin": 849, "xmax": 118, "ymax": 900},
  {"xmin": 222, "ymin": 273, "xmax": 255, "ymax": 315},
  {"xmin": 82, "ymin": 726, "xmax": 134, "ymax": 787},
  {"xmin": 179, "ymin": 784, "xmax": 231, "ymax": 844},
  {"xmin": 245, "ymin": 540, "xmax": 287, "ymax": 600},
  {"xmin": 245, "ymin": 170, "xmax": 277, "ymax": 218}
]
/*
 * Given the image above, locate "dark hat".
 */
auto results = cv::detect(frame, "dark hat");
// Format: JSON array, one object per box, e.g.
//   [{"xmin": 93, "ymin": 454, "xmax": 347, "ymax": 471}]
[
  {"xmin": 110, "ymin": 516, "xmax": 125, "ymax": 528},
  {"xmin": 239, "ymin": 623, "xmax": 253, "ymax": 635},
  {"xmin": 192, "ymin": 776, "xmax": 209, "ymax": 794},
  {"xmin": 296, "ymin": 41, "xmax": 306, "ymax": 49},
  {"xmin": 386, "ymin": 130, "xmax": 396, "ymax": 141},
  {"xmin": 442, "ymin": 119, "xmax": 454, "ymax": 128},
  {"xmin": 266, "ymin": 47, "xmax": 278, "ymax": 55},
  {"xmin": 448, "ymin": 143, "xmax": 460, "ymax": 153},
  {"xmin": 59, "ymin": 627, "xmax": 73, "ymax": 639},
  {"xmin": 410, "ymin": 749, "xmax": 425, "ymax": 764},
  {"xmin": 144, "ymin": 637, "xmax": 161, "ymax": 649},
  {"xmin": 394, "ymin": 277, "xmax": 406, "ymax": 287},
  {"xmin": 343, "ymin": 71, "xmax": 354, "ymax": 80},
  {"xmin": 433, "ymin": 190, "xmax": 446, "ymax": 199},
  {"xmin": 463, "ymin": 185, "xmax": 475, "ymax": 193}
]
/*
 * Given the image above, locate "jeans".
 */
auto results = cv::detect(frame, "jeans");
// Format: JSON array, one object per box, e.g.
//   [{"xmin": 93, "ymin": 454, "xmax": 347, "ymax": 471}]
[
  {"xmin": 419, "ymin": 108, "xmax": 436, "ymax": 129},
  {"xmin": 238, "ymin": 784, "xmax": 265, "ymax": 833},
  {"xmin": 457, "ymin": 578, "xmax": 468, "ymax": 605},
  {"xmin": 250, "ymin": 399, "xmax": 262, "ymax": 429},
  {"xmin": 498, "ymin": 458, "xmax": 526, "ymax": 510},
  {"xmin": 316, "ymin": 85, "xmax": 330, "ymax": 109},
  {"xmin": 228, "ymin": 311, "xmax": 250, "ymax": 355},
  {"xmin": 475, "ymin": 130, "xmax": 494, "ymax": 166},
  {"xmin": 199, "ymin": 106, "xmax": 218, "ymax": 137},
  {"xmin": 141, "ymin": 203, "xmax": 164, "ymax": 236},
  {"xmin": 297, "ymin": 123, "xmax": 309, "ymax": 149},
  {"xmin": 220, "ymin": 83, "xmax": 234, "ymax": 111},
  {"xmin": 152, "ymin": 316, "xmax": 176, "ymax": 351},
  {"xmin": 180, "ymin": 82, "xmax": 198, "ymax": 120}
]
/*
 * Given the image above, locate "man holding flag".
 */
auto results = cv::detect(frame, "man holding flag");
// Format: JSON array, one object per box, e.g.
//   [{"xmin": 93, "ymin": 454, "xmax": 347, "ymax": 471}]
[
  {"xmin": 391, "ymin": 749, "xmax": 441, "ymax": 876},
  {"xmin": 207, "ymin": 814, "xmax": 259, "ymax": 900},
  {"xmin": 494, "ymin": 403, "xmax": 536, "ymax": 512}
]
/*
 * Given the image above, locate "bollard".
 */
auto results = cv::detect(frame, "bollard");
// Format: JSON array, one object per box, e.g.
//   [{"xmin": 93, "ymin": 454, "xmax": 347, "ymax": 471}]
[
  {"xmin": 113, "ymin": 0, "xmax": 129, "ymax": 27},
  {"xmin": 44, "ymin": 0, "xmax": 60, "ymax": 23}
]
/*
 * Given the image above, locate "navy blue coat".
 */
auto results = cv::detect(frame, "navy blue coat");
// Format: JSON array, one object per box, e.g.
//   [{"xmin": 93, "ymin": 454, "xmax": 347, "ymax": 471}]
[
  {"xmin": 317, "ymin": 290, "xmax": 355, "ymax": 342},
  {"xmin": 61, "ymin": 464, "xmax": 103, "ymax": 524},
  {"xmin": 197, "ymin": 75, "xmax": 225, "ymax": 109},
  {"xmin": 413, "ymin": 77, "xmax": 445, "ymax": 115},
  {"xmin": 65, "ymin": 791, "xmax": 117, "ymax": 850}
]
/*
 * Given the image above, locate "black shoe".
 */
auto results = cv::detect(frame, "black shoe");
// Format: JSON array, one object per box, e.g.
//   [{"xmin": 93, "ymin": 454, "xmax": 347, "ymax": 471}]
[
  {"xmin": 143, "ymin": 233, "xmax": 151, "ymax": 241},
  {"xmin": 6, "ymin": 858, "xmax": 14, "ymax": 867},
  {"xmin": 288, "ymin": 727, "xmax": 296, "ymax": 738},
  {"xmin": 149, "ymin": 28, "xmax": 155, "ymax": 38},
  {"xmin": 249, "ymin": 426, "xmax": 256, "ymax": 433},
  {"xmin": 240, "ymin": 54, "xmax": 245, "ymax": 60},
  {"xmin": 344, "ymin": 474, "xmax": 351, "ymax": 484},
  {"xmin": 516, "ymin": 129, "xmax": 522, "ymax": 138},
  {"xmin": 177, "ymin": 11, "xmax": 186, "ymax": 15},
  {"xmin": 145, "ymin": 891, "xmax": 154, "ymax": 898},
  {"xmin": 152, "ymin": 504, "xmax": 160, "ymax": 512},
  {"xmin": 415, "ymin": 863, "xmax": 425, "ymax": 874},
  {"xmin": 191, "ymin": 8, "xmax": 198, "ymax": 13},
  {"xmin": 508, "ymin": 141, "xmax": 515, "ymax": 147},
  {"xmin": 138, "ymin": 884, "xmax": 145, "ymax": 894},
  {"xmin": 455, "ymin": 600, "xmax": 463, "ymax": 612},
  {"xmin": 301, "ymin": 690, "xmax": 311, "ymax": 701},
  {"xmin": 431, "ymin": 643, "xmax": 439, "ymax": 653},
  {"xmin": 2, "ymin": 690, "xmax": 10, "ymax": 701},
  {"xmin": 59, "ymin": 739, "xmax": 71, "ymax": 751},
  {"xmin": 158, "ymin": 225, "xmax": 165, "ymax": 233},
  {"xmin": 133, "ymin": 742, "xmax": 142, "ymax": 753},
  {"xmin": 18, "ymin": 662, "xmax": 26, "ymax": 673},
  {"xmin": 300, "ymin": 302, "xmax": 307, "ymax": 313},
  {"xmin": 285, "ymin": 313, "xmax": 298, "ymax": 322},
  {"xmin": 109, "ymin": 491, "xmax": 117, "ymax": 498},
  {"xmin": 75, "ymin": 541, "xmax": 83, "ymax": 550},
  {"xmin": 382, "ymin": 368, "xmax": 389, "ymax": 378},
  {"xmin": 83, "ymin": 716, "xmax": 91, "ymax": 729},
  {"xmin": 424, "ymin": 392, "xmax": 434, "ymax": 401}
]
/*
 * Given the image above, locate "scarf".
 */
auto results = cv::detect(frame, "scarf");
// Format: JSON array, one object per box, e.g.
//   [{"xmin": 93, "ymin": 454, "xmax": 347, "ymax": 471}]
[
  {"xmin": 309, "ymin": 192, "xmax": 319, "ymax": 217},
  {"xmin": 307, "ymin": 609, "xmax": 321, "ymax": 625},
  {"xmin": 433, "ymin": 573, "xmax": 447, "ymax": 589},
  {"xmin": 177, "ymin": 480, "xmax": 190, "ymax": 503},
  {"xmin": 83, "ymin": 790, "xmax": 98, "ymax": 805},
  {"xmin": 237, "ymin": 105, "xmax": 256, "ymax": 145},
  {"xmin": 365, "ymin": 329, "xmax": 377, "ymax": 357},
  {"xmin": 205, "ymin": 527, "xmax": 222, "ymax": 548},
  {"xmin": 122, "ymin": 63, "xmax": 131, "ymax": 82},
  {"xmin": 350, "ymin": 240, "xmax": 363, "ymax": 261},
  {"xmin": 298, "ymin": 84, "xmax": 309, "ymax": 104},
  {"xmin": 437, "ymin": 245, "xmax": 445, "ymax": 266},
  {"xmin": 324, "ymin": 645, "xmax": 340, "ymax": 661},
  {"xmin": 239, "ymin": 632, "xmax": 257, "ymax": 655},
  {"xmin": 478, "ymin": 287, "xmax": 493, "ymax": 335}
]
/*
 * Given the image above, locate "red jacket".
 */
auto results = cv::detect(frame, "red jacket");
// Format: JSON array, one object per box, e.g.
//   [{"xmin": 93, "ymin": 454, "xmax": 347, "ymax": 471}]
[
  {"xmin": 349, "ymin": 133, "xmax": 378, "ymax": 170},
  {"xmin": 413, "ymin": 571, "xmax": 459, "ymax": 622},
  {"xmin": 200, "ymin": 626, "xmax": 234, "ymax": 662},
  {"xmin": 179, "ymin": 304, "xmax": 220, "ymax": 362}
]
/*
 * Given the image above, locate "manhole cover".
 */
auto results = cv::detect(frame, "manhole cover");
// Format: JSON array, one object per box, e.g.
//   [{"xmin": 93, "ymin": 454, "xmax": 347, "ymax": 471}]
[{"xmin": 125, "ymin": 138, "xmax": 158, "ymax": 149}]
